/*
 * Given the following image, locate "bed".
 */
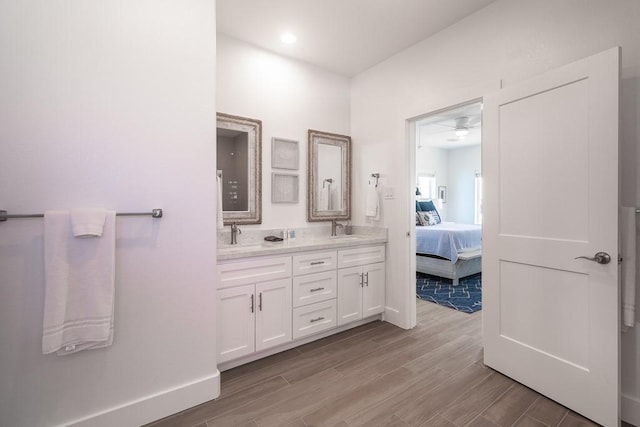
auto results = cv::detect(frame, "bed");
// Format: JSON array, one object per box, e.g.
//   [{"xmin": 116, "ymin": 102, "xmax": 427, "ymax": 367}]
[{"xmin": 415, "ymin": 201, "xmax": 482, "ymax": 285}]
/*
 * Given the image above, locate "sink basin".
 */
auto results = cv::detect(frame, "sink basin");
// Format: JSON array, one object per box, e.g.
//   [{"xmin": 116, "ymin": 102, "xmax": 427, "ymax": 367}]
[
  {"xmin": 327, "ymin": 235, "xmax": 363, "ymax": 240},
  {"xmin": 219, "ymin": 244, "xmax": 267, "ymax": 252}
]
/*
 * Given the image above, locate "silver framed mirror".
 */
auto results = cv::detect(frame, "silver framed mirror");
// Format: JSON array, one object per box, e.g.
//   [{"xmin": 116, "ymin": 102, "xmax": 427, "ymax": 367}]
[
  {"xmin": 216, "ymin": 112, "xmax": 262, "ymax": 224},
  {"xmin": 307, "ymin": 129, "xmax": 351, "ymax": 222}
]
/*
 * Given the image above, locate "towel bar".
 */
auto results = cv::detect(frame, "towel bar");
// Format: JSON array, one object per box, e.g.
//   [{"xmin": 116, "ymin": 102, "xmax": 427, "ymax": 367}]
[{"xmin": 0, "ymin": 209, "xmax": 163, "ymax": 222}]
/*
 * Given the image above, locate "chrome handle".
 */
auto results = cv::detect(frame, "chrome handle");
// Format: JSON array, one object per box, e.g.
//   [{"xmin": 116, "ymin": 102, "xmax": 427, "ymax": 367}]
[
  {"xmin": 310, "ymin": 261, "xmax": 325, "ymax": 266},
  {"xmin": 250, "ymin": 294, "xmax": 254, "ymax": 313},
  {"xmin": 365, "ymin": 272, "xmax": 369, "ymax": 287},
  {"xmin": 310, "ymin": 316, "xmax": 325, "ymax": 323},
  {"xmin": 259, "ymin": 292, "xmax": 263, "ymax": 311},
  {"xmin": 310, "ymin": 287, "xmax": 325, "ymax": 292},
  {"xmin": 575, "ymin": 251, "xmax": 611, "ymax": 265}
]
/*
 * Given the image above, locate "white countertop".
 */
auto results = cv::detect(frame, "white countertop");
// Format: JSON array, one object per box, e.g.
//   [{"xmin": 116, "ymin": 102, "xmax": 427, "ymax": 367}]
[{"xmin": 217, "ymin": 233, "xmax": 387, "ymax": 261}]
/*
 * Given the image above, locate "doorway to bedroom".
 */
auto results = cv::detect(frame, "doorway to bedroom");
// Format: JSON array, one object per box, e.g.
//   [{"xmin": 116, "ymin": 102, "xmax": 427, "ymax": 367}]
[{"xmin": 413, "ymin": 100, "xmax": 483, "ymax": 315}]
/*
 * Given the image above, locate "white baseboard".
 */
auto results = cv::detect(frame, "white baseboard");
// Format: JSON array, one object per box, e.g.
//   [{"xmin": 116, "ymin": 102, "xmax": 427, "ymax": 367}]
[
  {"xmin": 383, "ymin": 306, "xmax": 406, "ymax": 329},
  {"xmin": 622, "ymin": 393, "xmax": 640, "ymax": 426},
  {"xmin": 64, "ymin": 371, "xmax": 220, "ymax": 427}
]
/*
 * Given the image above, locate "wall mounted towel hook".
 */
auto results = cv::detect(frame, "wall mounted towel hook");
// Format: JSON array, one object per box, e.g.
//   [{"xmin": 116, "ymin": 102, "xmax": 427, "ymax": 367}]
[{"xmin": 371, "ymin": 173, "xmax": 380, "ymax": 188}]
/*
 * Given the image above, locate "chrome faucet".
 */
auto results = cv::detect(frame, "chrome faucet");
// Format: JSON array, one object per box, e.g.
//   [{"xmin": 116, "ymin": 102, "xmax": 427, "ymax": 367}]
[
  {"xmin": 331, "ymin": 219, "xmax": 344, "ymax": 237},
  {"xmin": 230, "ymin": 222, "xmax": 241, "ymax": 245}
]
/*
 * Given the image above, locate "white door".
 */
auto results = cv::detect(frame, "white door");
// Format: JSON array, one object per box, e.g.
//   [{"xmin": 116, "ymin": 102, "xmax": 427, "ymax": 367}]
[
  {"xmin": 255, "ymin": 278, "xmax": 292, "ymax": 351},
  {"xmin": 483, "ymin": 47, "xmax": 619, "ymax": 426},
  {"xmin": 217, "ymin": 284, "xmax": 255, "ymax": 363},
  {"xmin": 337, "ymin": 266, "xmax": 363, "ymax": 325},
  {"xmin": 363, "ymin": 262, "xmax": 385, "ymax": 317}
]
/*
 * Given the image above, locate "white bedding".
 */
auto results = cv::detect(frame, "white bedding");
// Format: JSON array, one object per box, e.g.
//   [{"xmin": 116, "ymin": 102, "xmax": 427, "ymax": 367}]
[{"xmin": 416, "ymin": 222, "xmax": 481, "ymax": 263}]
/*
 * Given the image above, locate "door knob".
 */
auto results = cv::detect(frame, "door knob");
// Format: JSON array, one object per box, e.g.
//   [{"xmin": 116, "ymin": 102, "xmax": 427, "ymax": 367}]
[{"xmin": 575, "ymin": 252, "xmax": 611, "ymax": 265}]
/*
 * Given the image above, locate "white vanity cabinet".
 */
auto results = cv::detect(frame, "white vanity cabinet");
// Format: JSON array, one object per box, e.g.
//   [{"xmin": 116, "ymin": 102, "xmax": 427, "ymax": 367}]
[
  {"xmin": 217, "ymin": 256, "xmax": 292, "ymax": 363},
  {"xmin": 337, "ymin": 245, "xmax": 386, "ymax": 326},
  {"xmin": 216, "ymin": 241, "xmax": 386, "ymax": 368}
]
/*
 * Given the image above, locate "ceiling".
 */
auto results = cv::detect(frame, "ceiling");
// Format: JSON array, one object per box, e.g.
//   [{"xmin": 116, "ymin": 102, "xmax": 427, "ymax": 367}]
[
  {"xmin": 216, "ymin": 0, "xmax": 497, "ymax": 77},
  {"xmin": 417, "ymin": 102, "xmax": 482, "ymax": 150}
]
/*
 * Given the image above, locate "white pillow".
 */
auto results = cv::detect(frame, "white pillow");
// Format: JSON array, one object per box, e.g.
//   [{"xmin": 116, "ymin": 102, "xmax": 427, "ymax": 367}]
[{"xmin": 417, "ymin": 211, "xmax": 437, "ymax": 226}]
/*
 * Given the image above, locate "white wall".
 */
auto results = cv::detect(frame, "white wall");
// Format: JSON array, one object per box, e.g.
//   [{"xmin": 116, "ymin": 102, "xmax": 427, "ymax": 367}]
[
  {"xmin": 447, "ymin": 146, "xmax": 481, "ymax": 224},
  {"xmin": 217, "ymin": 35, "xmax": 351, "ymax": 230},
  {"xmin": 350, "ymin": 0, "xmax": 640, "ymax": 420},
  {"xmin": 0, "ymin": 1, "xmax": 219, "ymax": 426},
  {"xmin": 416, "ymin": 145, "xmax": 481, "ymax": 223},
  {"xmin": 416, "ymin": 146, "xmax": 448, "ymax": 220}
]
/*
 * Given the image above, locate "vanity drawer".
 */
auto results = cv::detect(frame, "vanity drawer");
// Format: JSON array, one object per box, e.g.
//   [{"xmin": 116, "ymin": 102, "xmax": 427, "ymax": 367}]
[
  {"xmin": 292, "ymin": 270, "xmax": 337, "ymax": 308},
  {"xmin": 292, "ymin": 251, "xmax": 337, "ymax": 276},
  {"xmin": 217, "ymin": 256, "xmax": 291, "ymax": 289},
  {"xmin": 338, "ymin": 245, "xmax": 386, "ymax": 269},
  {"xmin": 292, "ymin": 299, "xmax": 337, "ymax": 340}
]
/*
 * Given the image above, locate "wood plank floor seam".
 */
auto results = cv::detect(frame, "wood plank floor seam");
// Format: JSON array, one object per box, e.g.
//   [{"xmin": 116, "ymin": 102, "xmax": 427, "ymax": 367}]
[{"xmin": 508, "ymin": 395, "xmax": 545, "ymax": 427}]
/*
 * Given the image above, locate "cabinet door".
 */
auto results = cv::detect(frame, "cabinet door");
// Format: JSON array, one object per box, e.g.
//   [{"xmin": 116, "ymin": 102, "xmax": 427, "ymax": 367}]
[
  {"xmin": 363, "ymin": 262, "xmax": 385, "ymax": 317},
  {"xmin": 217, "ymin": 285, "xmax": 255, "ymax": 363},
  {"xmin": 255, "ymin": 278, "xmax": 292, "ymax": 352},
  {"xmin": 337, "ymin": 266, "xmax": 363, "ymax": 326}
]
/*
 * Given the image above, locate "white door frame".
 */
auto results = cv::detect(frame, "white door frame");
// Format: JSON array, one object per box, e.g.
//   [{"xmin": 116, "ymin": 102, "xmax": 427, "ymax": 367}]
[{"xmin": 404, "ymin": 85, "xmax": 499, "ymax": 330}]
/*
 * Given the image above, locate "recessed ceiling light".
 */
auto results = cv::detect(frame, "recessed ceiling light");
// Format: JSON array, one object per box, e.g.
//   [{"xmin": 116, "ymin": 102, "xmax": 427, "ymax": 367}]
[{"xmin": 280, "ymin": 32, "xmax": 296, "ymax": 44}]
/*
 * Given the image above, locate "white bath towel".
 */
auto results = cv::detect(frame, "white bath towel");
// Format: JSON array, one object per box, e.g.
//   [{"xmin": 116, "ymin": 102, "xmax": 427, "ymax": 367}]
[
  {"xmin": 70, "ymin": 208, "xmax": 106, "ymax": 237},
  {"xmin": 43, "ymin": 210, "xmax": 116, "ymax": 355},
  {"xmin": 365, "ymin": 181, "xmax": 379, "ymax": 219},
  {"xmin": 621, "ymin": 206, "xmax": 637, "ymax": 330},
  {"xmin": 216, "ymin": 171, "xmax": 224, "ymax": 230}
]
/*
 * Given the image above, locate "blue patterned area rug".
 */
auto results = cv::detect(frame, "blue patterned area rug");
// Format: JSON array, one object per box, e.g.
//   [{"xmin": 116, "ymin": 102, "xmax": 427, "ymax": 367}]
[{"xmin": 416, "ymin": 272, "xmax": 482, "ymax": 313}]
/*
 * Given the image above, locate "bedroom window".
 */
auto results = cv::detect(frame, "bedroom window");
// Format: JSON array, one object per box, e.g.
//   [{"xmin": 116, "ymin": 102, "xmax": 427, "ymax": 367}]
[
  {"xmin": 474, "ymin": 173, "xmax": 483, "ymax": 224},
  {"xmin": 417, "ymin": 174, "xmax": 436, "ymax": 200}
]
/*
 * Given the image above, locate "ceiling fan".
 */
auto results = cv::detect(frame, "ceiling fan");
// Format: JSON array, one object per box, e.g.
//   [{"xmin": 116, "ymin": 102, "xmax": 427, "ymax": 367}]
[
  {"xmin": 440, "ymin": 116, "xmax": 481, "ymax": 141},
  {"xmin": 417, "ymin": 112, "xmax": 482, "ymax": 149}
]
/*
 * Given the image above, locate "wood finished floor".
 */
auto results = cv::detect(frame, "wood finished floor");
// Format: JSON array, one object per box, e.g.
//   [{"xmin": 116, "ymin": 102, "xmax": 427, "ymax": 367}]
[{"xmin": 146, "ymin": 299, "xmax": 605, "ymax": 427}]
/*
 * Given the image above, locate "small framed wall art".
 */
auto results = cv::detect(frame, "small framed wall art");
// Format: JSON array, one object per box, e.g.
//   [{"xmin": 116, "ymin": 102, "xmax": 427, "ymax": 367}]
[
  {"xmin": 271, "ymin": 137, "xmax": 299, "ymax": 170},
  {"xmin": 272, "ymin": 173, "xmax": 299, "ymax": 203},
  {"xmin": 438, "ymin": 186, "xmax": 447, "ymax": 203}
]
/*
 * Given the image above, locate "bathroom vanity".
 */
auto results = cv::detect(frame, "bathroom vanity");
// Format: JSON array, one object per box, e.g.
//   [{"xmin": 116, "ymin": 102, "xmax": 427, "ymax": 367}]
[{"xmin": 216, "ymin": 231, "xmax": 387, "ymax": 371}]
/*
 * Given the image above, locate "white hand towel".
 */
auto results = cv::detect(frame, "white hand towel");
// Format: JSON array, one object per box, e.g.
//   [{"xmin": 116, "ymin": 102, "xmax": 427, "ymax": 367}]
[
  {"xmin": 319, "ymin": 184, "xmax": 331, "ymax": 211},
  {"xmin": 43, "ymin": 210, "xmax": 116, "ymax": 355},
  {"xmin": 621, "ymin": 206, "xmax": 636, "ymax": 330},
  {"xmin": 216, "ymin": 171, "xmax": 224, "ymax": 230},
  {"xmin": 365, "ymin": 181, "xmax": 379, "ymax": 219},
  {"xmin": 70, "ymin": 208, "xmax": 106, "ymax": 238}
]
